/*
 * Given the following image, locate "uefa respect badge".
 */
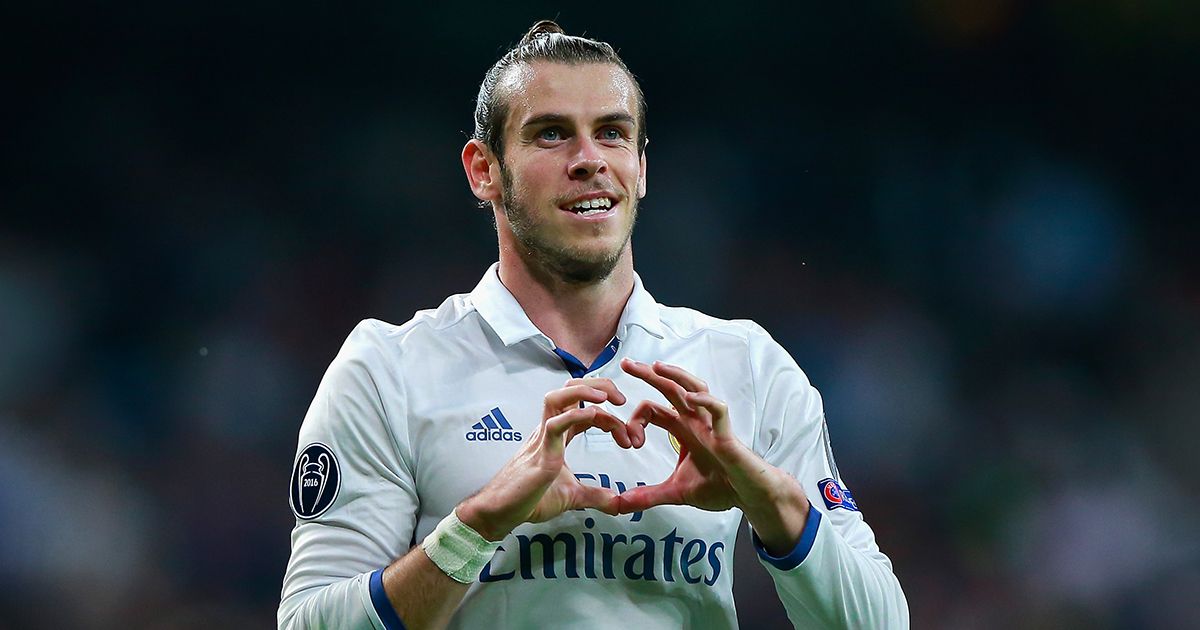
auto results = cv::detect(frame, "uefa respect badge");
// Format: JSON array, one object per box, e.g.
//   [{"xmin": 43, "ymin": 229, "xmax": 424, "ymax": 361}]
[{"xmin": 290, "ymin": 443, "xmax": 341, "ymax": 519}]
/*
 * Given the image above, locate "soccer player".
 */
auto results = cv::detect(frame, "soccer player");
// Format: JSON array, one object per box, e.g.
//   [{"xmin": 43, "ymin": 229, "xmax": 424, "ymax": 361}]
[{"xmin": 280, "ymin": 20, "xmax": 908, "ymax": 629}]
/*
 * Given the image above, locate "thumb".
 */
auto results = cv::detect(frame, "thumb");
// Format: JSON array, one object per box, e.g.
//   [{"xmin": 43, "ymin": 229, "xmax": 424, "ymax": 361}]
[
  {"xmin": 570, "ymin": 484, "xmax": 621, "ymax": 516},
  {"xmin": 615, "ymin": 482, "xmax": 682, "ymax": 514}
]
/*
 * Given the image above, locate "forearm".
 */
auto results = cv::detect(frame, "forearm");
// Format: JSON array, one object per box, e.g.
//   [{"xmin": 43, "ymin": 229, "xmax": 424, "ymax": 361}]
[
  {"xmin": 755, "ymin": 511, "xmax": 908, "ymax": 629},
  {"xmin": 278, "ymin": 545, "xmax": 472, "ymax": 630},
  {"xmin": 279, "ymin": 571, "xmax": 379, "ymax": 630},
  {"xmin": 736, "ymin": 465, "xmax": 907, "ymax": 627},
  {"xmin": 737, "ymin": 465, "xmax": 811, "ymax": 555},
  {"xmin": 379, "ymin": 503, "xmax": 510, "ymax": 630},
  {"xmin": 380, "ymin": 546, "xmax": 471, "ymax": 630}
]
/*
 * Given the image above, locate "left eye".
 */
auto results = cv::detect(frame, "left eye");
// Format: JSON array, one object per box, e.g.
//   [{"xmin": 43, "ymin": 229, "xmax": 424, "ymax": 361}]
[{"xmin": 600, "ymin": 128, "xmax": 622, "ymax": 140}]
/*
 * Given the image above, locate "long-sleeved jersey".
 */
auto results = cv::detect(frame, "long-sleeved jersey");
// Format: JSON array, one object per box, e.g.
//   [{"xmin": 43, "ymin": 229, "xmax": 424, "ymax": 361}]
[{"xmin": 279, "ymin": 264, "xmax": 908, "ymax": 629}]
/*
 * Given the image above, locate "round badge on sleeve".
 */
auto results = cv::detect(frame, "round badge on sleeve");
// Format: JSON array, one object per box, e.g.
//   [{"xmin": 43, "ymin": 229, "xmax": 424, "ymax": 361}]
[{"xmin": 289, "ymin": 442, "xmax": 341, "ymax": 520}]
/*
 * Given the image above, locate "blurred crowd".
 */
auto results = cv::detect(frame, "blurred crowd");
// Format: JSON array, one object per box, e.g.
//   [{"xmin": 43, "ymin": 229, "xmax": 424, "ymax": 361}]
[{"xmin": 4, "ymin": 2, "xmax": 1198, "ymax": 628}]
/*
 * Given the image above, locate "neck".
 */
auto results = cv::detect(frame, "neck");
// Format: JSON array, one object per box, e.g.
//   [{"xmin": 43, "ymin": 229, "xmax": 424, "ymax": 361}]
[{"xmin": 496, "ymin": 242, "xmax": 635, "ymax": 367}]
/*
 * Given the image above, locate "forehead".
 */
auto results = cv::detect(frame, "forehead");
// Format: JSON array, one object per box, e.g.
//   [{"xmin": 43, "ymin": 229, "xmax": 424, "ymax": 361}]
[{"xmin": 500, "ymin": 62, "xmax": 637, "ymax": 128}]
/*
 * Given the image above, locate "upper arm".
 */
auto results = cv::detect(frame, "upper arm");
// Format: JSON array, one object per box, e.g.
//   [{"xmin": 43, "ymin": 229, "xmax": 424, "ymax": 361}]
[{"xmin": 279, "ymin": 321, "xmax": 420, "ymax": 627}]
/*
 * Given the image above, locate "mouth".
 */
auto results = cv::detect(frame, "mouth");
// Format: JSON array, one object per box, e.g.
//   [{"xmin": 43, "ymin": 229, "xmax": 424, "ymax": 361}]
[{"xmin": 560, "ymin": 194, "xmax": 619, "ymax": 220}]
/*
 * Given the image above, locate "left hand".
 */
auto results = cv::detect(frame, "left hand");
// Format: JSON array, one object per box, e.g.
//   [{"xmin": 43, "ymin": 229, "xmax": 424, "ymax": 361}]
[{"xmin": 616, "ymin": 359, "xmax": 810, "ymax": 553}]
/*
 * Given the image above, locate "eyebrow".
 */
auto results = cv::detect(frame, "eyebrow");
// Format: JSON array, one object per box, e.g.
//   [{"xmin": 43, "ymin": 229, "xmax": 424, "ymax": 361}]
[{"xmin": 520, "ymin": 112, "xmax": 636, "ymax": 131}]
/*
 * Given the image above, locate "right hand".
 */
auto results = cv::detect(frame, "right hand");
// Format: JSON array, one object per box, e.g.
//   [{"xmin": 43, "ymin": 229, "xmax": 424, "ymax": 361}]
[{"xmin": 456, "ymin": 378, "xmax": 644, "ymax": 541}]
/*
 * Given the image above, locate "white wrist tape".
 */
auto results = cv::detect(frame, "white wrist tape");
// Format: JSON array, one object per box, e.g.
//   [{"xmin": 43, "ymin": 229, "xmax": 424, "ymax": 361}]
[{"xmin": 421, "ymin": 509, "xmax": 503, "ymax": 583}]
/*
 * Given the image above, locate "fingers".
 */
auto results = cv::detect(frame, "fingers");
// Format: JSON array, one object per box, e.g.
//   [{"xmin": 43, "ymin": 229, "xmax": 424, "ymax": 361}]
[
  {"xmin": 543, "ymin": 378, "xmax": 627, "ymax": 418},
  {"xmin": 577, "ymin": 407, "xmax": 633, "ymax": 449},
  {"xmin": 615, "ymin": 482, "xmax": 683, "ymax": 514},
  {"xmin": 543, "ymin": 406, "xmax": 632, "ymax": 456},
  {"xmin": 650, "ymin": 362, "xmax": 709, "ymax": 394},
  {"xmin": 625, "ymin": 409, "xmax": 647, "ymax": 448},
  {"xmin": 627, "ymin": 399, "xmax": 681, "ymax": 430},
  {"xmin": 620, "ymin": 358, "xmax": 692, "ymax": 411},
  {"xmin": 628, "ymin": 400, "xmax": 700, "ymax": 452},
  {"xmin": 684, "ymin": 391, "xmax": 732, "ymax": 438},
  {"xmin": 543, "ymin": 385, "xmax": 609, "ymax": 417},
  {"xmin": 569, "ymin": 377, "xmax": 627, "ymax": 406}
]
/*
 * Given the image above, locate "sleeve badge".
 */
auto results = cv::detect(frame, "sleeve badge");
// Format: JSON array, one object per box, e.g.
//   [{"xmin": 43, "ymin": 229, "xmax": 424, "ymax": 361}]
[
  {"xmin": 817, "ymin": 478, "xmax": 859, "ymax": 512},
  {"xmin": 289, "ymin": 442, "xmax": 341, "ymax": 519}
]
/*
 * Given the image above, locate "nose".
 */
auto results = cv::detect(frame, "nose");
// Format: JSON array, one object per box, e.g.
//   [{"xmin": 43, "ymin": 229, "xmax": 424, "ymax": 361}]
[{"xmin": 567, "ymin": 137, "xmax": 607, "ymax": 180}]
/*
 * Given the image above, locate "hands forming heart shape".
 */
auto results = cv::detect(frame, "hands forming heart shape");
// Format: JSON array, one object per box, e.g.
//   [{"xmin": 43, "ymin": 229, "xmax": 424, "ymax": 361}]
[{"xmin": 457, "ymin": 359, "xmax": 809, "ymax": 553}]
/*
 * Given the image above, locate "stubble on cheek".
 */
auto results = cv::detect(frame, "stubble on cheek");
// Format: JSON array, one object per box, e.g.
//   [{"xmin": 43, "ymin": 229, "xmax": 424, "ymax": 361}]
[{"xmin": 498, "ymin": 166, "xmax": 634, "ymax": 285}]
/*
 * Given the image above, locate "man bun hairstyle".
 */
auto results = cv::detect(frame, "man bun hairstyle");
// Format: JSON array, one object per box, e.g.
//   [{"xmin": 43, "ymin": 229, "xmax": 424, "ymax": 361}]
[
  {"xmin": 473, "ymin": 20, "xmax": 647, "ymax": 163},
  {"xmin": 520, "ymin": 19, "xmax": 566, "ymax": 44}
]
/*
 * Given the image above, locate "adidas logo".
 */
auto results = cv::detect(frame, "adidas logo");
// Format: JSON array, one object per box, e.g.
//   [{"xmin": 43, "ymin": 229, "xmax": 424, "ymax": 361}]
[{"xmin": 467, "ymin": 407, "xmax": 523, "ymax": 442}]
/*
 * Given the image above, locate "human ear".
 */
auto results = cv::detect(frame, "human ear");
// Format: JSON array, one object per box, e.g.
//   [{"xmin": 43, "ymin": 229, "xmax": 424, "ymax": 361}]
[{"xmin": 462, "ymin": 139, "xmax": 502, "ymax": 205}]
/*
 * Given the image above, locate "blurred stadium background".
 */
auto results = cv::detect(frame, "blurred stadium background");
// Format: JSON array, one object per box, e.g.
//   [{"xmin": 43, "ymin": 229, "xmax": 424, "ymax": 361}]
[{"xmin": 4, "ymin": 2, "xmax": 1199, "ymax": 628}]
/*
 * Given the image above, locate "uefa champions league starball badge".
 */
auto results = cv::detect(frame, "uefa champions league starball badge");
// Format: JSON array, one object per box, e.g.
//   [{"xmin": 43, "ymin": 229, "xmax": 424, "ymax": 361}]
[{"xmin": 290, "ymin": 443, "xmax": 341, "ymax": 519}]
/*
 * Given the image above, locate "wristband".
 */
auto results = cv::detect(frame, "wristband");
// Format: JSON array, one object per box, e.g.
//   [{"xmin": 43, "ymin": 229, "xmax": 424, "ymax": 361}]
[{"xmin": 421, "ymin": 509, "xmax": 503, "ymax": 583}]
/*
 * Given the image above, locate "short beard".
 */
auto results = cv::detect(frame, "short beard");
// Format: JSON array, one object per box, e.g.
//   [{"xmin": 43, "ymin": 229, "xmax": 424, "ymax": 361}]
[{"xmin": 499, "ymin": 166, "xmax": 635, "ymax": 285}]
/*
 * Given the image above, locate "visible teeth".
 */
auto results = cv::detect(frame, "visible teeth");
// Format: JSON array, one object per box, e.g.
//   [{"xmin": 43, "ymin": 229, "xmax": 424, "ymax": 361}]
[{"xmin": 570, "ymin": 197, "xmax": 612, "ymax": 211}]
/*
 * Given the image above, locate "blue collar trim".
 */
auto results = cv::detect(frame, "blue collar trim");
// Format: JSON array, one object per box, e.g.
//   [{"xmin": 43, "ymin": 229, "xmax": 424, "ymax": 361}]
[{"xmin": 554, "ymin": 337, "xmax": 621, "ymax": 379}]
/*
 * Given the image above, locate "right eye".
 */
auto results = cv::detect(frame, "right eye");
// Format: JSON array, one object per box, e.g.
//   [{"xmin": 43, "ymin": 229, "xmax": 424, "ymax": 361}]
[{"xmin": 539, "ymin": 128, "xmax": 563, "ymax": 141}]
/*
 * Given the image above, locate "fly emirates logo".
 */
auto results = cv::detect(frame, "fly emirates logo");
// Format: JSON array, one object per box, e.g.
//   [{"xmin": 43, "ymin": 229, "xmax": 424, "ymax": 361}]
[{"xmin": 479, "ymin": 472, "xmax": 726, "ymax": 587}]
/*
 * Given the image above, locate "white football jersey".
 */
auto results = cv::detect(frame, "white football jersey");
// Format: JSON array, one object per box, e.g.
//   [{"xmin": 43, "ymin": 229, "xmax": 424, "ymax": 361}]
[{"xmin": 279, "ymin": 264, "xmax": 908, "ymax": 629}]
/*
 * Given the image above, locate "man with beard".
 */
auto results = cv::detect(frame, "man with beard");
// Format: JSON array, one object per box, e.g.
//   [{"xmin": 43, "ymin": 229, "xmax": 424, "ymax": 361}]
[{"xmin": 280, "ymin": 21, "xmax": 908, "ymax": 630}]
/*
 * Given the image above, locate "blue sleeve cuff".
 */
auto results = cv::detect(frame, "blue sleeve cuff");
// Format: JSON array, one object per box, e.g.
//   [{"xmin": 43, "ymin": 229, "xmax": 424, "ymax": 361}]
[
  {"xmin": 751, "ymin": 504, "xmax": 822, "ymax": 571},
  {"xmin": 369, "ymin": 568, "xmax": 408, "ymax": 630}
]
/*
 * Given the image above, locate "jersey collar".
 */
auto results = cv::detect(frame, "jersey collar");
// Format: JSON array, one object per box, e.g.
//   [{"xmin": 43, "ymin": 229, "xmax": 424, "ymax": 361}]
[{"xmin": 468, "ymin": 262, "xmax": 665, "ymax": 347}]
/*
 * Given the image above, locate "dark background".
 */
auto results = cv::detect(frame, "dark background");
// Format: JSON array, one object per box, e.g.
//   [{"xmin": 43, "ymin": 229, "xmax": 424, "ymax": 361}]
[{"xmin": 4, "ymin": 1, "xmax": 1199, "ymax": 628}]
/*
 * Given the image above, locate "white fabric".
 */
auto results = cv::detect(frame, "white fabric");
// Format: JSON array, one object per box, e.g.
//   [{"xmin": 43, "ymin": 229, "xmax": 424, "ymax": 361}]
[{"xmin": 279, "ymin": 263, "xmax": 908, "ymax": 629}]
